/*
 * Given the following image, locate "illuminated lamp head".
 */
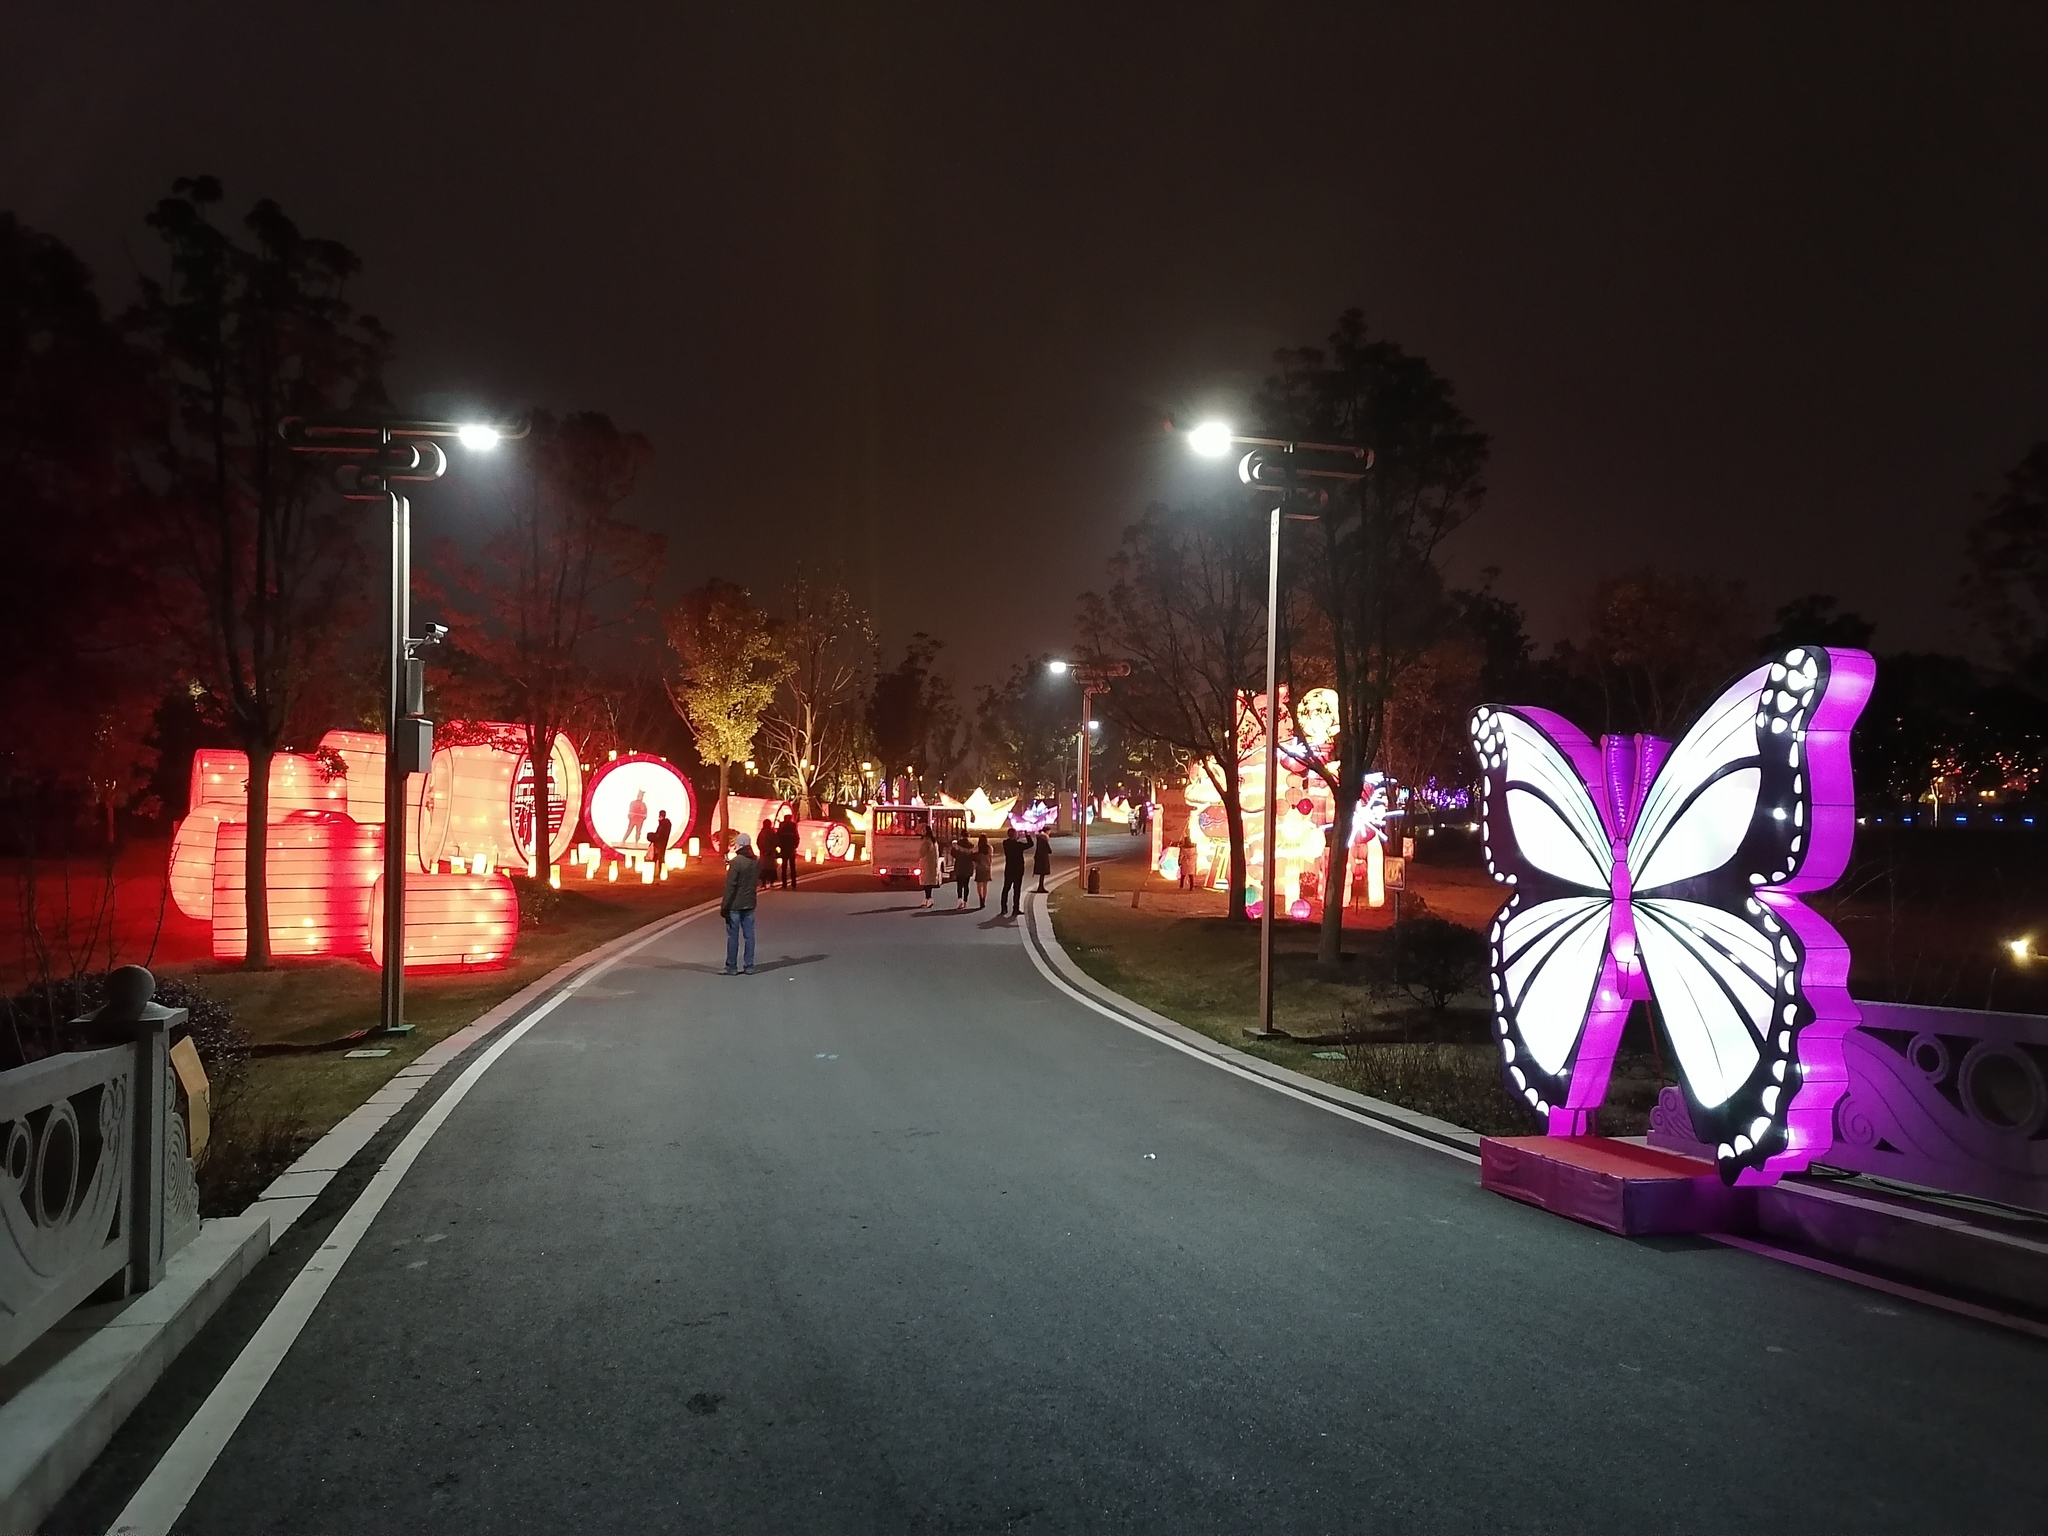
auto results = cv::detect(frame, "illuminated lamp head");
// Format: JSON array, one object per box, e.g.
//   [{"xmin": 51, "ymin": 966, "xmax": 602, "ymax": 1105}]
[
  {"xmin": 1186, "ymin": 420, "xmax": 1233, "ymax": 457},
  {"xmin": 456, "ymin": 423, "xmax": 500, "ymax": 451}
]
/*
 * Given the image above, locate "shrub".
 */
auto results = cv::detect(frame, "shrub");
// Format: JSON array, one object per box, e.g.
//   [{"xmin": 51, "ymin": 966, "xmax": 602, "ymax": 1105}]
[
  {"xmin": 511, "ymin": 874, "xmax": 564, "ymax": 929},
  {"xmin": 1, "ymin": 972, "xmax": 249, "ymax": 1095},
  {"xmin": 1392, "ymin": 915, "xmax": 1487, "ymax": 1011}
]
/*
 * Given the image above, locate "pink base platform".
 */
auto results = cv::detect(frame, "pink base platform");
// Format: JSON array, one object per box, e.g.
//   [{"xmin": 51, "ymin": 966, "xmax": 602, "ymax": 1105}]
[{"xmin": 1480, "ymin": 1135, "xmax": 1757, "ymax": 1236}]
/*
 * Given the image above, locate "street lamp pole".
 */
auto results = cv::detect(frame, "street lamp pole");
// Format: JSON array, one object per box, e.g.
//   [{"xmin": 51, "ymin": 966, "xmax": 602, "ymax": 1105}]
[
  {"xmin": 1182, "ymin": 424, "xmax": 1370, "ymax": 1039},
  {"xmin": 283, "ymin": 415, "xmax": 524, "ymax": 1034},
  {"xmin": 1067, "ymin": 662, "xmax": 1128, "ymax": 893}
]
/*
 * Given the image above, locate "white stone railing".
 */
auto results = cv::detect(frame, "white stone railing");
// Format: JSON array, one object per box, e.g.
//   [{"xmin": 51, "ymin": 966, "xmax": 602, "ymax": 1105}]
[{"xmin": 0, "ymin": 969, "xmax": 201, "ymax": 1367}]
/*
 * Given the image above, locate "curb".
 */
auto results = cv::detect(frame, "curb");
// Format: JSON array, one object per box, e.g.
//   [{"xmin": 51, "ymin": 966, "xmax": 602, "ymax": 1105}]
[
  {"xmin": 0, "ymin": 1214, "xmax": 271, "ymax": 1536},
  {"xmin": 1022, "ymin": 875, "xmax": 1482, "ymax": 1161}
]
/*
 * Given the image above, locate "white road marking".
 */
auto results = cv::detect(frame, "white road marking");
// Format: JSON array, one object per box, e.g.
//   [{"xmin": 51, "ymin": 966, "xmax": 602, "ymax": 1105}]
[
  {"xmin": 107, "ymin": 902, "xmax": 716, "ymax": 1536},
  {"xmin": 1017, "ymin": 884, "xmax": 1479, "ymax": 1165}
]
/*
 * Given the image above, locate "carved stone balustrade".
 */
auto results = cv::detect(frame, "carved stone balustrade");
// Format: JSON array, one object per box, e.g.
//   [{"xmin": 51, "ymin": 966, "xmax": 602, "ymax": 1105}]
[
  {"xmin": 0, "ymin": 968, "xmax": 201, "ymax": 1368},
  {"xmin": 1650, "ymin": 999, "xmax": 2048, "ymax": 1215}
]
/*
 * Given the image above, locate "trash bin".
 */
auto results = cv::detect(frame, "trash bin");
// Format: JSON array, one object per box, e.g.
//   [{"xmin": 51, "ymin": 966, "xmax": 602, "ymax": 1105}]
[{"xmin": 1086, "ymin": 865, "xmax": 1100, "ymax": 894}]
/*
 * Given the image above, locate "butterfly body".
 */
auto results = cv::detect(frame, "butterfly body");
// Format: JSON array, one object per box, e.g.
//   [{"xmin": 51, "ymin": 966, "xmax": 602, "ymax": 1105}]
[{"xmin": 1470, "ymin": 648, "xmax": 1876, "ymax": 1185}]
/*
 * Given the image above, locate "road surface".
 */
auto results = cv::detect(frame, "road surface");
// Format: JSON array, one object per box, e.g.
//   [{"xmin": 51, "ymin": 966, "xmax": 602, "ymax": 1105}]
[{"xmin": 67, "ymin": 864, "xmax": 2048, "ymax": 1533}]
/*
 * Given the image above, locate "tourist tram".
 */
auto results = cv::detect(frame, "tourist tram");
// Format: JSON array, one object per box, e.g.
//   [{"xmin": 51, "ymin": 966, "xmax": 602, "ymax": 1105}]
[{"xmin": 868, "ymin": 803, "xmax": 970, "ymax": 883}]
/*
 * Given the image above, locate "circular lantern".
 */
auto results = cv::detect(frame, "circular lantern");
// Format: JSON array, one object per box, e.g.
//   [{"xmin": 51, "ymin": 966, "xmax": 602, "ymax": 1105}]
[
  {"xmin": 416, "ymin": 729, "xmax": 583, "ymax": 873},
  {"xmin": 583, "ymin": 754, "xmax": 695, "ymax": 860}
]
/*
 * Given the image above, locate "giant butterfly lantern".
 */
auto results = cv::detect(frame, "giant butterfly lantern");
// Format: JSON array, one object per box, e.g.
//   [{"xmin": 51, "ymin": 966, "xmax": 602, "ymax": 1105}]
[{"xmin": 1471, "ymin": 646, "xmax": 1874, "ymax": 1186}]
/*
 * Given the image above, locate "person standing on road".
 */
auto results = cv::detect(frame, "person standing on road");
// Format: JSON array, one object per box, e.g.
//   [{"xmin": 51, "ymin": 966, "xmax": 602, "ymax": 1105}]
[
  {"xmin": 918, "ymin": 827, "xmax": 941, "ymax": 909},
  {"xmin": 1176, "ymin": 827, "xmax": 1198, "ymax": 891},
  {"xmin": 999, "ymin": 825, "xmax": 1027, "ymax": 915},
  {"xmin": 758, "ymin": 817, "xmax": 778, "ymax": 887},
  {"xmin": 972, "ymin": 833, "xmax": 993, "ymax": 910},
  {"xmin": 721, "ymin": 833, "xmax": 760, "ymax": 975},
  {"xmin": 1032, "ymin": 828, "xmax": 1052, "ymax": 893},
  {"xmin": 777, "ymin": 814, "xmax": 799, "ymax": 890},
  {"xmin": 649, "ymin": 810, "xmax": 674, "ymax": 875},
  {"xmin": 951, "ymin": 831, "xmax": 975, "ymax": 910}
]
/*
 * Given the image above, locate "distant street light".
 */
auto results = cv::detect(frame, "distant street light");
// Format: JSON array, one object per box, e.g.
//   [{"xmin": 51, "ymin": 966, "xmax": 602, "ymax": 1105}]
[
  {"xmin": 282, "ymin": 414, "xmax": 526, "ymax": 1036},
  {"xmin": 1049, "ymin": 659, "xmax": 1129, "ymax": 892},
  {"xmin": 1177, "ymin": 421, "xmax": 1371, "ymax": 1039}
]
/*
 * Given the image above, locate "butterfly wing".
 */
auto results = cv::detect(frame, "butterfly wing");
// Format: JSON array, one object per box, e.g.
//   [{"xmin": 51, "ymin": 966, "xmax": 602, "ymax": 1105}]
[
  {"xmin": 1470, "ymin": 707, "xmax": 1628, "ymax": 1126},
  {"xmin": 1628, "ymin": 647, "xmax": 1875, "ymax": 1182}
]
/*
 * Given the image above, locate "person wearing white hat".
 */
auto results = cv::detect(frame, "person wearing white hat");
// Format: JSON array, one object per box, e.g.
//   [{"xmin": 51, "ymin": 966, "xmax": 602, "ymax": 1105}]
[{"xmin": 721, "ymin": 833, "xmax": 761, "ymax": 975}]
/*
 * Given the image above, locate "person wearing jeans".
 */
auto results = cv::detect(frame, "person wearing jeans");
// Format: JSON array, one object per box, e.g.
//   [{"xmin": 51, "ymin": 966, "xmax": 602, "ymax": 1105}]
[{"xmin": 722, "ymin": 833, "xmax": 761, "ymax": 975}]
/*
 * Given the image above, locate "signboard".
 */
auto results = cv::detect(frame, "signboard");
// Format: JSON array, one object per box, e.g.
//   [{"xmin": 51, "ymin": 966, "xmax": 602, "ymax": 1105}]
[{"xmin": 1384, "ymin": 856, "xmax": 1406, "ymax": 891}]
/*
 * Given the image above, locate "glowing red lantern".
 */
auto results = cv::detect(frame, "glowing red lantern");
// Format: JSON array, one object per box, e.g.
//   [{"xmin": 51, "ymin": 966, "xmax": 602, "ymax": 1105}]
[
  {"xmin": 169, "ymin": 806, "xmax": 231, "ymax": 920},
  {"xmin": 582, "ymin": 754, "xmax": 694, "ymax": 860},
  {"xmin": 365, "ymin": 871, "xmax": 518, "ymax": 970},
  {"xmin": 209, "ymin": 813, "xmax": 383, "ymax": 961}
]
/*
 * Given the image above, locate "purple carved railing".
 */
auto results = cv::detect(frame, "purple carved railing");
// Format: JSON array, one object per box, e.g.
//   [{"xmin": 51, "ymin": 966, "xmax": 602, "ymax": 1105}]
[{"xmin": 1649, "ymin": 1000, "xmax": 2048, "ymax": 1215}]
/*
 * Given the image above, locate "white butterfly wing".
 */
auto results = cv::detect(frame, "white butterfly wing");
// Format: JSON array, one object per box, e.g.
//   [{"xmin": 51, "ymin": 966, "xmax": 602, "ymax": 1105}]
[
  {"xmin": 1629, "ymin": 664, "xmax": 1771, "ymax": 893},
  {"xmin": 1632, "ymin": 897, "xmax": 1775, "ymax": 1108},
  {"xmin": 1494, "ymin": 895, "xmax": 1612, "ymax": 1078},
  {"xmin": 1473, "ymin": 708, "xmax": 1611, "ymax": 891}
]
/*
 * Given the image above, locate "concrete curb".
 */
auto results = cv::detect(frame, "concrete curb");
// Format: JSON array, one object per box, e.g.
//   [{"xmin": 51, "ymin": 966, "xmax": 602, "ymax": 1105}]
[
  {"xmin": 0, "ymin": 1213, "xmax": 269, "ymax": 1536},
  {"xmin": 247, "ymin": 895, "xmax": 725, "ymax": 1242},
  {"xmin": 1023, "ymin": 877, "xmax": 1483, "ymax": 1160}
]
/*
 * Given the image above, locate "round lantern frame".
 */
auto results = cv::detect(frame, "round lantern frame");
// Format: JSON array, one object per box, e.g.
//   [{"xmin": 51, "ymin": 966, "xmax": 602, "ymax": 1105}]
[{"xmin": 581, "ymin": 753, "xmax": 696, "ymax": 862}]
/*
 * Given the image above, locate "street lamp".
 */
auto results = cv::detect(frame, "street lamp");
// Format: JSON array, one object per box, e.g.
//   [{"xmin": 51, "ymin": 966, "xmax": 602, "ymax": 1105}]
[
  {"xmin": 283, "ymin": 414, "xmax": 526, "ymax": 1035},
  {"xmin": 1178, "ymin": 421, "xmax": 1371, "ymax": 1039},
  {"xmin": 1049, "ymin": 659, "xmax": 1129, "ymax": 893}
]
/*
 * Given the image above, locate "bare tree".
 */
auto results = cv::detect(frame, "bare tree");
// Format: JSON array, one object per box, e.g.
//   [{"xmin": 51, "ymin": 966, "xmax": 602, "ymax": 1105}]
[
  {"xmin": 433, "ymin": 410, "xmax": 661, "ymax": 881},
  {"xmin": 136, "ymin": 177, "xmax": 388, "ymax": 968},
  {"xmin": 760, "ymin": 572, "xmax": 873, "ymax": 817},
  {"xmin": 1078, "ymin": 503, "xmax": 1267, "ymax": 918},
  {"xmin": 1260, "ymin": 309, "xmax": 1488, "ymax": 964}
]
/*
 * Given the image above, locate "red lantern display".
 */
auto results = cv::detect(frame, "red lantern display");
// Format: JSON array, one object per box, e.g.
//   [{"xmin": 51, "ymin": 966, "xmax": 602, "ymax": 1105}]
[
  {"xmin": 209, "ymin": 813, "xmax": 383, "ymax": 961},
  {"xmin": 366, "ymin": 872, "xmax": 518, "ymax": 970}
]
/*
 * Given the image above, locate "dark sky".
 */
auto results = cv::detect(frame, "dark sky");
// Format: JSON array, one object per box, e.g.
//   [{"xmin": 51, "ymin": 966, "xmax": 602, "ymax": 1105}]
[{"xmin": 8, "ymin": 3, "xmax": 2046, "ymax": 694}]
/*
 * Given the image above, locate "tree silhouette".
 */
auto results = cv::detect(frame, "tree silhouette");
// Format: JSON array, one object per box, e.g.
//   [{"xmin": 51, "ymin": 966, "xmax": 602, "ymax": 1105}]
[
  {"xmin": 1259, "ymin": 309, "xmax": 1488, "ymax": 963},
  {"xmin": 432, "ymin": 410, "xmax": 660, "ymax": 881},
  {"xmin": 1077, "ymin": 502, "xmax": 1267, "ymax": 918},
  {"xmin": 136, "ymin": 177, "xmax": 388, "ymax": 967},
  {"xmin": 760, "ymin": 572, "xmax": 872, "ymax": 816}
]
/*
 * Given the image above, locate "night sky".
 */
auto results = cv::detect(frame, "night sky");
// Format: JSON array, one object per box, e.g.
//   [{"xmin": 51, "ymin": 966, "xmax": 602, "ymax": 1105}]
[{"xmin": 8, "ymin": 3, "xmax": 2046, "ymax": 692}]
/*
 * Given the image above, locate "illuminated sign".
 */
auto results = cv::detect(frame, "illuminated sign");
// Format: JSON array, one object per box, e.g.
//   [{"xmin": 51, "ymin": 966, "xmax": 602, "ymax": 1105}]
[
  {"xmin": 583, "ymin": 754, "xmax": 695, "ymax": 860},
  {"xmin": 1470, "ymin": 646, "xmax": 1875, "ymax": 1186}
]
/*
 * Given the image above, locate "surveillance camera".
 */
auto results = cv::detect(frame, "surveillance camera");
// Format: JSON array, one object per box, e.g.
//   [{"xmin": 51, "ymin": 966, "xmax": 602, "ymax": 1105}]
[{"xmin": 422, "ymin": 623, "xmax": 449, "ymax": 645}]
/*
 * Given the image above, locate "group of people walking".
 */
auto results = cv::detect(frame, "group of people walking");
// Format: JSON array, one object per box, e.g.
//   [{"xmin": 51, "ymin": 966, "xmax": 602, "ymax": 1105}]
[{"xmin": 916, "ymin": 825, "xmax": 1050, "ymax": 915}]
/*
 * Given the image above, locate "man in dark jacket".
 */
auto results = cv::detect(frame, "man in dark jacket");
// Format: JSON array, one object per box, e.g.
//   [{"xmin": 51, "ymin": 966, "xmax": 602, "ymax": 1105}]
[
  {"xmin": 999, "ymin": 826, "xmax": 1028, "ymax": 916},
  {"xmin": 721, "ymin": 833, "xmax": 761, "ymax": 975},
  {"xmin": 777, "ymin": 815, "xmax": 800, "ymax": 889},
  {"xmin": 1032, "ymin": 830, "xmax": 1053, "ymax": 893}
]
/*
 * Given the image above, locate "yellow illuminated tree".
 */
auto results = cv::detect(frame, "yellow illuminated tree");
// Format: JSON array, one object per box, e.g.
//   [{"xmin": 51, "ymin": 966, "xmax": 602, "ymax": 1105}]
[{"xmin": 664, "ymin": 581, "xmax": 790, "ymax": 847}]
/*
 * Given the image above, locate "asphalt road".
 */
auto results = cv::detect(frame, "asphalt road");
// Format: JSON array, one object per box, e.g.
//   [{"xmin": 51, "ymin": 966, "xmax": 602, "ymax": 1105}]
[{"xmin": 110, "ymin": 866, "xmax": 2048, "ymax": 1533}]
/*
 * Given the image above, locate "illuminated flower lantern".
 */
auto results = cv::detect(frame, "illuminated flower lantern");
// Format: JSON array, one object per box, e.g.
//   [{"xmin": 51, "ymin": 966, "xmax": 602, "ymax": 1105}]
[
  {"xmin": 1469, "ymin": 646, "xmax": 1875, "ymax": 1185},
  {"xmin": 583, "ymin": 753, "xmax": 695, "ymax": 862},
  {"xmin": 416, "ymin": 724, "xmax": 583, "ymax": 874}
]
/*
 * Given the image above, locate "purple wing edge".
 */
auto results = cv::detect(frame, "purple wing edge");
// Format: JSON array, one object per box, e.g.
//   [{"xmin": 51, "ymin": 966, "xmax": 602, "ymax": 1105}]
[{"xmin": 1746, "ymin": 646, "xmax": 1876, "ymax": 1185}]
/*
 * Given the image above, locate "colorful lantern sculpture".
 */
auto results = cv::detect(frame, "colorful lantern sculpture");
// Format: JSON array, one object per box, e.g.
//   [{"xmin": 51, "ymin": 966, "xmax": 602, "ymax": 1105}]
[
  {"xmin": 582, "ymin": 753, "xmax": 694, "ymax": 861},
  {"xmin": 1156, "ymin": 687, "xmax": 1398, "ymax": 914},
  {"xmin": 1469, "ymin": 646, "xmax": 1875, "ymax": 1186},
  {"xmin": 418, "ymin": 727, "xmax": 582, "ymax": 873}
]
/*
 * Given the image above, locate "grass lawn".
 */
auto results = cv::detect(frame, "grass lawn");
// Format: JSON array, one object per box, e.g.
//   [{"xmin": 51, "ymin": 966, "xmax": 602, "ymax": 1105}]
[{"xmin": 1050, "ymin": 846, "xmax": 1663, "ymax": 1139}]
